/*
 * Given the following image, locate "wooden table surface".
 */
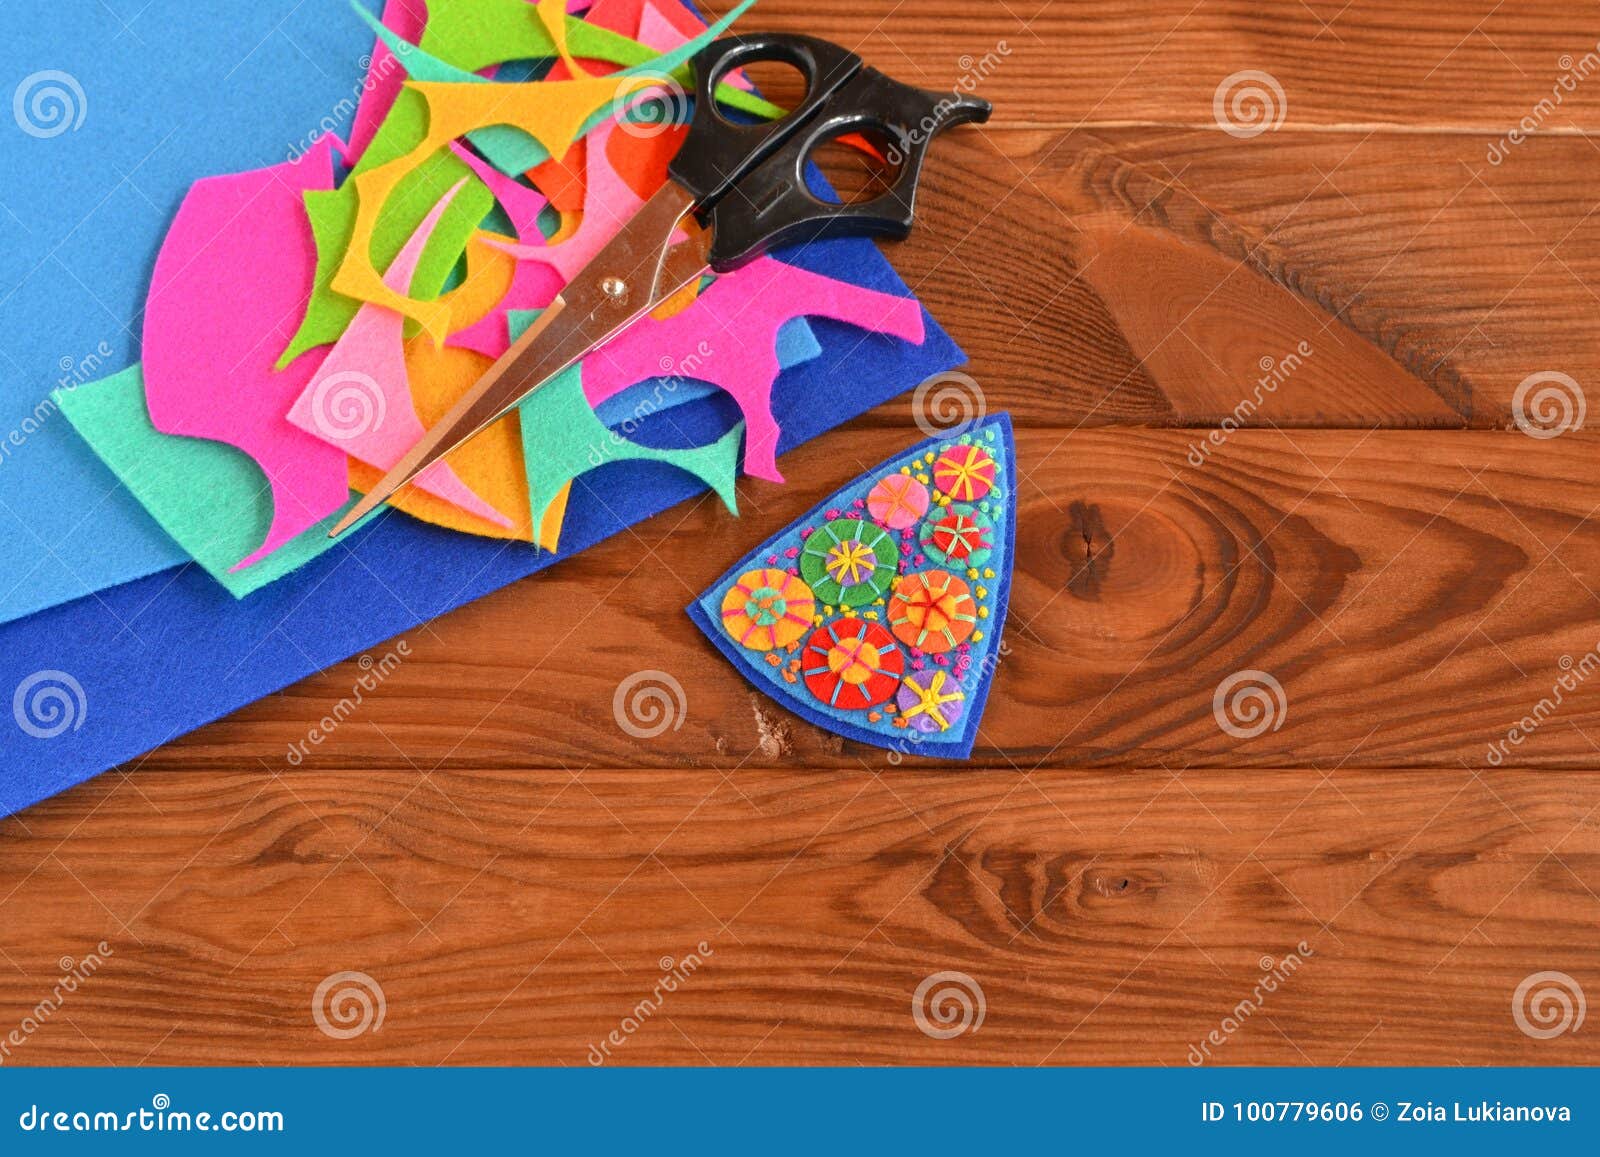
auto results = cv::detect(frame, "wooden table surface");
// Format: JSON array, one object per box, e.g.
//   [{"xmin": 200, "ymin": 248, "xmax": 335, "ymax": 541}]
[{"xmin": 6, "ymin": 0, "xmax": 1600, "ymax": 1066}]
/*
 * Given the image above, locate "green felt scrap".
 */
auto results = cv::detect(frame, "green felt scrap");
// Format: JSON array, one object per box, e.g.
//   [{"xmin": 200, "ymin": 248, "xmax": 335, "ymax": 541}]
[
  {"xmin": 54, "ymin": 365, "xmax": 369, "ymax": 597},
  {"xmin": 510, "ymin": 314, "xmax": 741, "ymax": 548},
  {"xmin": 279, "ymin": 89, "xmax": 494, "ymax": 367},
  {"xmin": 358, "ymin": 0, "xmax": 778, "ymax": 177},
  {"xmin": 392, "ymin": 0, "xmax": 781, "ymax": 120},
  {"xmin": 279, "ymin": 81, "xmax": 498, "ymax": 367}
]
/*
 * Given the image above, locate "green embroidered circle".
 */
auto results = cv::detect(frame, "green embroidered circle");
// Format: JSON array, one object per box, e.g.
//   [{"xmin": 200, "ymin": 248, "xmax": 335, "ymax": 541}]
[{"xmin": 800, "ymin": 518, "xmax": 899, "ymax": 607}]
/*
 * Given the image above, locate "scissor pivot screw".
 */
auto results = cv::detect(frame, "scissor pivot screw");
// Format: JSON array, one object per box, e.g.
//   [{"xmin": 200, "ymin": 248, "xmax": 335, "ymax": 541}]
[{"xmin": 600, "ymin": 276, "xmax": 628, "ymax": 301}]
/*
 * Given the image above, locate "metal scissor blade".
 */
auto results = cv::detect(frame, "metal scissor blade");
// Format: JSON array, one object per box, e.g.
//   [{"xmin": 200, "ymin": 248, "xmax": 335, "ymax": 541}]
[{"xmin": 328, "ymin": 181, "xmax": 712, "ymax": 538}]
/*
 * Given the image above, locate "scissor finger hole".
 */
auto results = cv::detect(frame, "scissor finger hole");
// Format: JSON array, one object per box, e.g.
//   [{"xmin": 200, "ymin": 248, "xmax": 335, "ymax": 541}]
[
  {"xmin": 710, "ymin": 57, "xmax": 809, "ymax": 125},
  {"xmin": 802, "ymin": 126, "xmax": 903, "ymax": 205}
]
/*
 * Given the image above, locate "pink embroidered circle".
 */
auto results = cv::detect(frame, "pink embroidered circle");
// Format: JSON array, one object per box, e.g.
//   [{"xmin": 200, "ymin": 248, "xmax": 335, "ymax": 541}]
[
  {"xmin": 867, "ymin": 473, "xmax": 930, "ymax": 529},
  {"xmin": 932, "ymin": 443, "xmax": 997, "ymax": 502}
]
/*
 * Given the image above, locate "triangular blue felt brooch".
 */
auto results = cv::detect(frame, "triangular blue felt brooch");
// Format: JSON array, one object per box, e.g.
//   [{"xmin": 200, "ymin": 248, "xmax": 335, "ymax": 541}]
[{"xmin": 689, "ymin": 413, "xmax": 1015, "ymax": 760}]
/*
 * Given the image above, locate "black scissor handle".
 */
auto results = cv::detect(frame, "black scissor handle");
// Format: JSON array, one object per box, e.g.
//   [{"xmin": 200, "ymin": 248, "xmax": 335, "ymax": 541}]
[{"xmin": 667, "ymin": 33, "xmax": 992, "ymax": 271}]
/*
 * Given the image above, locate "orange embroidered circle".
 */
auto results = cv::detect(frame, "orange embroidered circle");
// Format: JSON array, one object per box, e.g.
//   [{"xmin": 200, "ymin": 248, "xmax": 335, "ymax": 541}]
[
  {"xmin": 888, "ymin": 570, "xmax": 978, "ymax": 653},
  {"xmin": 720, "ymin": 568, "xmax": 815, "ymax": 651}
]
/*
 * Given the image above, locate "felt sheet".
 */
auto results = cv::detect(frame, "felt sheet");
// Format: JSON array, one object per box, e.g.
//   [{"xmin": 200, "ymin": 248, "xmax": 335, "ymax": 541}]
[
  {"xmin": 3, "ymin": 229, "xmax": 962, "ymax": 816},
  {"xmin": 0, "ymin": 0, "xmax": 966, "ymax": 820},
  {"xmin": 55, "ymin": 366, "xmax": 367, "ymax": 597},
  {"xmin": 286, "ymin": 178, "xmax": 512, "ymax": 526},
  {"xmin": 688, "ymin": 415, "xmax": 1016, "ymax": 760},
  {"xmin": 583, "ymin": 255, "xmax": 927, "ymax": 482},
  {"xmin": 140, "ymin": 138, "xmax": 352, "ymax": 570},
  {"xmin": 0, "ymin": 1, "xmax": 440, "ymax": 628}
]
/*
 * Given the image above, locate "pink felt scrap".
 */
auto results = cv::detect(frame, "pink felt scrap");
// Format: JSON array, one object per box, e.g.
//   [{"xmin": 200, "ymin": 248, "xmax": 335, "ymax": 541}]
[
  {"xmin": 581, "ymin": 256, "xmax": 928, "ymax": 483},
  {"xmin": 345, "ymin": 0, "xmax": 429, "ymax": 164},
  {"xmin": 485, "ymin": 120, "xmax": 644, "ymax": 280},
  {"xmin": 141, "ymin": 136, "xmax": 352, "ymax": 570},
  {"xmin": 450, "ymin": 121, "xmax": 644, "ymax": 359},
  {"xmin": 286, "ymin": 179, "xmax": 513, "ymax": 528},
  {"xmin": 445, "ymin": 143, "xmax": 565, "ymax": 359}
]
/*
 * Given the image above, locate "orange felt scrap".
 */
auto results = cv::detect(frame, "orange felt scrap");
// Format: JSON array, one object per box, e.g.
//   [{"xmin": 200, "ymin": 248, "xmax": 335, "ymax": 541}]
[
  {"xmin": 433, "ymin": 231, "xmax": 518, "ymax": 334},
  {"xmin": 607, "ymin": 124, "xmax": 687, "ymax": 201},
  {"xmin": 347, "ymin": 338, "xmax": 570, "ymax": 550},
  {"xmin": 530, "ymin": 138, "xmax": 587, "ymax": 214}
]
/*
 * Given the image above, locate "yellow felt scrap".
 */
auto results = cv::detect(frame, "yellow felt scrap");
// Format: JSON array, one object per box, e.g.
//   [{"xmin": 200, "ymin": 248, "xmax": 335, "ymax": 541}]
[
  {"xmin": 435, "ymin": 231, "xmax": 518, "ymax": 334},
  {"xmin": 332, "ymin": 71, "xmax": 665, "ymax": 343},
  {"xmin": 347, "ymin": 338, "xmax": 570, "ymax": 550},
  {"xmin": 537, "ymin": 0, "xmax": 593, "ymax": 77}
]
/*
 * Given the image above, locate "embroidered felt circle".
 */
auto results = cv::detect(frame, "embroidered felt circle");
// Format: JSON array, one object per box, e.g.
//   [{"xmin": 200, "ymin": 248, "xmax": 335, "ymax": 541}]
[
  {"xmin": 919, "ymin": 504, "xmax": 994, "ymax": 566},
  {"xmin": 800, "ymin": 518, "xmax": 898, "ymax": 607},
  {"xmin": 802, "ymin": 619, "xmax": 904, "ymax": 709},
  {"xmin": 867, "ymin": 472, "xmax": 930, "ymax": 529},
  {"xmin": 888, "ymin": 569, "xmax": 978, "ymax": 653},
  {"xmin": 897, "ymin": 667, "xmax": 967, "ymax": 733},
  {"xmin": 932, "ymin": 443, "xmax": 997, "ymax": 502},
  {"xmin": 720, "ymin": 568, "xmax": 816, "ymax": 651}
]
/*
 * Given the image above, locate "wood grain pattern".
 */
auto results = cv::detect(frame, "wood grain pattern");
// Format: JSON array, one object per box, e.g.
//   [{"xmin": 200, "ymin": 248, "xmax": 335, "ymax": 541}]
[
  {"xmin": 5, "ymin": 0, "xmax": 1600, "ymax": 1069},
  {"xmin": 748, "ymin": 0, "xmax": 1600, "ymax": 131},
  {"xmin": 895, "ymin": 127, "xmax": 1600, "ymax": 427},
  {"xmin": 2, "ymin": 767, "xmax": 1596, "ymax": 1065},
  {"xmin": 139, "ymin": 427, "xmax": 1600, "ymax": 771}
]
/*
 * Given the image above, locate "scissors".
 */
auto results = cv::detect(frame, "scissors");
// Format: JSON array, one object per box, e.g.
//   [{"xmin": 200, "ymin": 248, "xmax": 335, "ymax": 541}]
[{"xmin": 329, "ymin": 32, "xmax": 991, "ymax": 537}]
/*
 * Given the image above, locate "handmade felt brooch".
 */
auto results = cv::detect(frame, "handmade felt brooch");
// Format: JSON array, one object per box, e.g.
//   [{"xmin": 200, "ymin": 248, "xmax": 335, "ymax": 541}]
[{"xmin": 689, "ymin": 414, "xmax": 1015, "ymax": 759}]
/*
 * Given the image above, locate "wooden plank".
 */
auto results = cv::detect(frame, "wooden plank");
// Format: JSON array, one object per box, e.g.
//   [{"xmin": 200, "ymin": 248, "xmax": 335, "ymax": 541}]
[
  {"xmin": 890, "ymin": 127, "xmax": 1600, "ymax": 428},
  {"xmin": 1, "ymin": 766, "xmax": 1595, "ymax": 1065},
  {"xmin": 735, "ymin": 0, "xmax": 1600, "ymax": 131},
  {"xmin": 131, "ymin": 427, "xmax": 1600, "ymax": 772}
]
